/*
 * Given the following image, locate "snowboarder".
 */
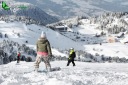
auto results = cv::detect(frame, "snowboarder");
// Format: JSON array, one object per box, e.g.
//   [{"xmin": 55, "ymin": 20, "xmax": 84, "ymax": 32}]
[
  {"xmin": 34, "ymin": 31, "xmax": 52, "ymax": 72},
  {"xmin": 67, "ymin": 48, "xmax": 76, "ymax": 66},
  {"xmin": 17, "ymin": 52, "xmax": 21, "ymax": 63}
]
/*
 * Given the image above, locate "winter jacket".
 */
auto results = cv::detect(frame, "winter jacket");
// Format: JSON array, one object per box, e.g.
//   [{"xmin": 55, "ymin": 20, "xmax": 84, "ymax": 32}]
[
  {"xmin": 68, "ymin": 50, "xmax": 76, "ymax": 60},
  {"xmin": 36, "ymin": 38, "xmax": 52, "ymax": 56},
  {"xmin": 17, "ymin": 53, "xmax": 21, "ymax": 57}
]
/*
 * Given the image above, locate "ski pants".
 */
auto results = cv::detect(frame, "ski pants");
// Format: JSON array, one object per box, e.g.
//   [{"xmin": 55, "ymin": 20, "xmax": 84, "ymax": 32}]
[
  {"xmin": 67, "ymin": 59, "xmax": 75, "ymax": 66},
  {"xmin": 34, "ymin": 54, "xmax": 51, "ymax": 69},
  {"xmin": 17, "ymin": 56, "xmax": 20, "ymax": 63}
]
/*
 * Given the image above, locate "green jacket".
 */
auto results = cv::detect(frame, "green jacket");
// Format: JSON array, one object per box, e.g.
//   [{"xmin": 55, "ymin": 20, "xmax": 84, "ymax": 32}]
[
  {"xmin": 68, "ymin": 49, "xmax": 76, "ymax": 60},
  {"xmin": 36, "ymin": 38, "xmax": 52, "ymax": 55}
]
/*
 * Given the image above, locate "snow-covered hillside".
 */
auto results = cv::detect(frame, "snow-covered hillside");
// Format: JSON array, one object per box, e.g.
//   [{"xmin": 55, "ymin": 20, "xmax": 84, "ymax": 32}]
[
  {"xmin": 0, "ymin": 1, "xmax": 58, "ymax": 25},
  {"xmin": 1, "ymin": 0, "xmax": 128, "ymax": 84},
  {"xmin": 0, "ymin": 21, "xmax": 84, "ymax": 54},
  {"xmin": 47, "ymin": 14, "xmax": 128, "ymax": 59},
  {"xmin": 67, "ymin": 24, "xmax": 128, "ymax": 58},
  {"xmin": 1, "ymin": 18, "xmax": 128, "ymax": 63},
  {"xmin": 4, "ymin": 0, "xmax": 128, "ymax": 19},
  {"xmin": 0, "ymin": 61, "xmax": 128, "ymax": 85}
]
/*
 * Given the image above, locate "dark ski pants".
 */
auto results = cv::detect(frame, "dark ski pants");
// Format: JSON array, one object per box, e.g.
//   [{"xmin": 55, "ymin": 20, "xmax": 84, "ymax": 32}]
[
  {"xmin": 17, "ymin": 56, "xmax": 20, "ymax": 63},
  {"xmin": 67, "ymin": 59, "xmax": 75, "ymax": 66}
]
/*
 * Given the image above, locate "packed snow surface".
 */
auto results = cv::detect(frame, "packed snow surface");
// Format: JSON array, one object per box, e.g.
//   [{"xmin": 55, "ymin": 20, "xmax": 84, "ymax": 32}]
[{"xmin": 0, "ymin": 61, "xmax": 128, "ymax": 85}]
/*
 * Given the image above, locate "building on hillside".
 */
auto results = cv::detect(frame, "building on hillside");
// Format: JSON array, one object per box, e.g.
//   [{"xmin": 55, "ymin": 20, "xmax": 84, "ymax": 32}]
[
  {"xmin": 54, "ymin": 25, "xmax": 68, "ymax": 32},
  {"xmin": 117, "ymin": 32, "xmax": 124, "ymax": 38},
  {"xmin": 107, "ymin": 35, "xmax": 117, "ymax": 43}
]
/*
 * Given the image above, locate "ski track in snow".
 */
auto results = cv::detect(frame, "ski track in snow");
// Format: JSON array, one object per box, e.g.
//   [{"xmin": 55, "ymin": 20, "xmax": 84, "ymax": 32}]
[{"xmin": 0, "ymin": 61, "xmax": 128, "ymax": 85}]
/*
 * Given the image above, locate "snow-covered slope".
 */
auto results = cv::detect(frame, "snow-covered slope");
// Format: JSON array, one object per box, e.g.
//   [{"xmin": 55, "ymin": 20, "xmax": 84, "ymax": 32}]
[
  {"xmin": 0, "ymin": 61, "xmax": 128, "ymax": 85},
  {"xmin": 1, "ymin": 18, "xmax": 127, "ymax": 59},
  {"xmin": 53, "ymin": 17, "xmax": 127, "ymax": 58},
  {"xmin": 78, "ymin": 26, "xmax": 128, "ymax": 58},
  {"xmin": 5, "ymin": 0, "xmax": 128, "ymax": 19},
  {"xmin": 0, "ymin": 21, "xmax": 84, "ymax": 51}
]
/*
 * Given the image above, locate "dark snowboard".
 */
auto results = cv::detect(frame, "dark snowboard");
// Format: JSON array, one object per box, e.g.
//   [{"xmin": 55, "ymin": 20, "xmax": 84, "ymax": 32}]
[
  {"xmin": 51, "ymin": 67, "xmax": 61, "ymax": 71},
  {"xmin": 38, "ymin": 67, "xmax": 61, "ymax": 73}
]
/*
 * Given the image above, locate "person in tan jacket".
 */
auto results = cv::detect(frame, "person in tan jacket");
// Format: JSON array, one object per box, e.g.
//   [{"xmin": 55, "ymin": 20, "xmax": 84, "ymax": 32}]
[{"xmin": 34, "ymin": 31, "xmax": 52, "ymax": 72}]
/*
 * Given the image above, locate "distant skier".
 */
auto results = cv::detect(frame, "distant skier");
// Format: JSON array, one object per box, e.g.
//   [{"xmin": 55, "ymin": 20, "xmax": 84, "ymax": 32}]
[
  {"xmin": 4, "ymin": 34, "xmax": 8, "ymax": 38},
  {"xmin": 17, "ymin": 52, "xmax": 21, "ymax": 63},
  {"xmin": 67, "ymin": 48, "xmax": 76, "ymax": 66},
  {"xmin": 34, "ymin": 31, "xmax": 52, "ymax": 72}
]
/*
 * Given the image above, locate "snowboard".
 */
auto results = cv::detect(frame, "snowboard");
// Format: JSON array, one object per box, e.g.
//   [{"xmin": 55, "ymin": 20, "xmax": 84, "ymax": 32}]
[
  {"xmin": 38, "ymin": 67, "xmax": 61, "ymax": 73},
  {"xmin": 24, "ymin": 67, "xmax": 61, "ymax": 74},
  {"xmin": 51, "ymin": 67, "xmax": 61, "ymax": 71}
]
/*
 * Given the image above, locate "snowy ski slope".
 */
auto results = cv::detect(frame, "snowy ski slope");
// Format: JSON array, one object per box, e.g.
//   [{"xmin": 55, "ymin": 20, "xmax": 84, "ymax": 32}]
[
  {"xmin": 0, "ymin": 20, "xmax": 128, "ymax": 58},
  {"xmin": 0, "ymin": 61, "xmax": 128, "ymax": 85},
  {"xmin": 0, "ymin": 21, "xmax": 84, "ymax": 57}
]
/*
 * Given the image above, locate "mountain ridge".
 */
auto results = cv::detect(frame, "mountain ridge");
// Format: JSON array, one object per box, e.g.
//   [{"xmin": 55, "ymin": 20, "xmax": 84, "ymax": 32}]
[
  {"xmin": 0, "ymin": 1, "xmax": 59, "ymax": 25},
  {"xmin": 13, "ymin": 0, "xmax": 128, "ymax": 19}
]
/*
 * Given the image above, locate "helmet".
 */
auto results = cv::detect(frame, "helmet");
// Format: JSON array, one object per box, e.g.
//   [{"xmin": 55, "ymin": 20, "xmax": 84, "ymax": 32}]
[{"xmin": 70, "ymin": 48, "xmax": 74, "ymax": 50}]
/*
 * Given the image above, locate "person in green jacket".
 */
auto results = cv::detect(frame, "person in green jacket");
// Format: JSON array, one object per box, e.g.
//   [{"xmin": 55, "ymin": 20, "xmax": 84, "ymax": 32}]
[
  {"xmin": 67, "ymin": 48, "xmax": 76, "ymax": 66},
  {"xmin": 34, "ymin": 31, "xmax": 52, "ymax": 72}
]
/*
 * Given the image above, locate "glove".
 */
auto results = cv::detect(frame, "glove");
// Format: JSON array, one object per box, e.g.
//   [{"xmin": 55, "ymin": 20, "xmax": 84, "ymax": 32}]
[{"xmin": 68, "ymin": 57, "xmax": 71, "ymax": 60}]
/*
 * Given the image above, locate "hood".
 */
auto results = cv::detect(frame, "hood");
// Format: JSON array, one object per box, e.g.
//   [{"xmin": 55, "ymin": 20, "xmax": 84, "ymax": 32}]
[{"xmin": 38, "ymin": 38, "xmax": 48, "ymax": 44}]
